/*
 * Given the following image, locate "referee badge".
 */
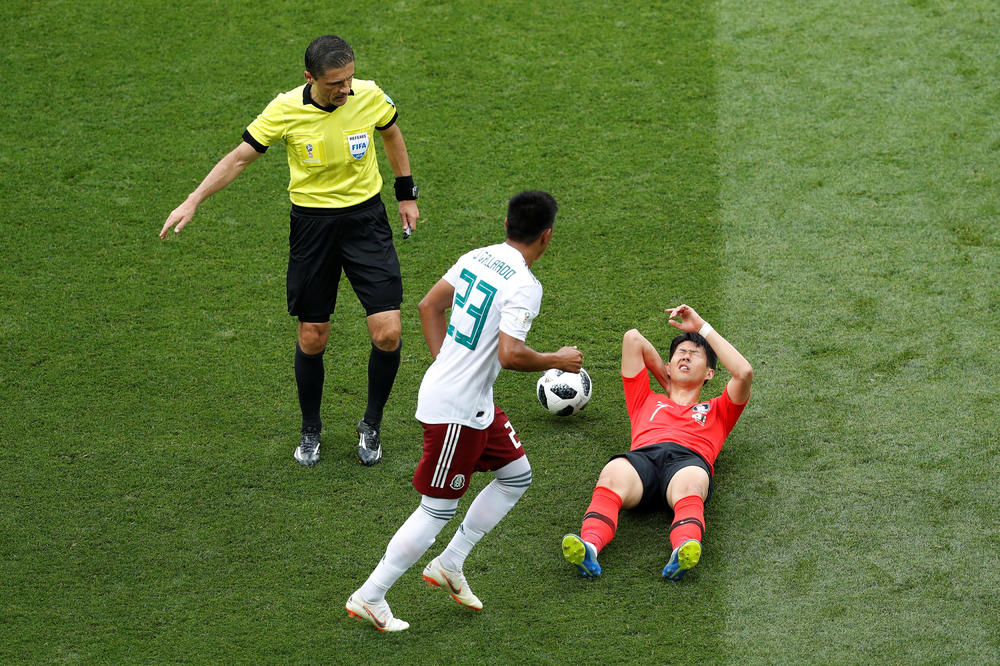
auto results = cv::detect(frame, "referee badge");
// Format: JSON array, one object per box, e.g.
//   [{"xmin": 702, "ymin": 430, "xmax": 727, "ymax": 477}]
[{"xmin": 348, "ymin": 131, "xmax": 369, "ymax": 160}]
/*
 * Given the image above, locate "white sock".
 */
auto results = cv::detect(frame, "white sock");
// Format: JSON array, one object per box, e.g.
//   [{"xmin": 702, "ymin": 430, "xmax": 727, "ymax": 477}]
[
  {"xmin": 438, "ymin": 457, "xmax": 532, "ymax": 571},
  {"xmin": 360, "ymin": 496, "xmax": 457, "ymax": 601}
]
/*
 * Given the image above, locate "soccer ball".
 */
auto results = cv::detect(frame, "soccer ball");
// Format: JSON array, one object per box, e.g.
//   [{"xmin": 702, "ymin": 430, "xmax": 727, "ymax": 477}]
[{"xmin": 536, "ymin": 368, "xmax": 592, "ymax": 416}]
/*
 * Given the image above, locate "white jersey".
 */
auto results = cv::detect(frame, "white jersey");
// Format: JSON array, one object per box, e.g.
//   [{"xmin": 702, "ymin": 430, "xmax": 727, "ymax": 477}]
[{"xmin": 416, "ymin": 242, "xmax": 542, "ymax": 429}]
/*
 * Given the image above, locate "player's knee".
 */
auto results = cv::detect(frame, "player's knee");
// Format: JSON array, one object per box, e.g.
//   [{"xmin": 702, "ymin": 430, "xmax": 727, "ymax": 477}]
[
  {"xmin": 371, "ymin": 330, "xmax": 401, "ymax": 352},
  {"xmin": 498, "ymin": 471, "xmax": 531, "ymax": 498},
  {"xmin": 367, "ymin": 311, "xmax": 402, "ymax": 351},
  {"xmin": 685, "ymin": 479, "xmax": 708, "ymax": 496},
  {"xmin": 675, "ymin": 483, "xmax": 708, "ymax": 502},
  {"xmin": 368, "ymin": 321, "xmax": 401, "ymax": 351},
  {"xmin": 298, "ymin": 323, "xmax": 329, "ymax": 353},
  {"xmin": 667, "ymin": 466, "xmax": 710, "ymax": 504},
  {"xmin": 596, "ymin": 459, "xmax": 641, "ymax": 503},
  {"xmin": 495, "ymin": 459, "xmax": 532, "ymax": 497},
  {"xmin": 596, "ymin": 459, "xmax": 628, "ymax": 489},
  {"xmin": 420, "ymin": 496, "xmax": 459, "ymax": 520}
]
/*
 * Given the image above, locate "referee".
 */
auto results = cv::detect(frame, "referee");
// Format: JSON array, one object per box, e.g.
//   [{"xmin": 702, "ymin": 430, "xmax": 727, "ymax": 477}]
[{"xmin": 160, "ymin": 35, "xmax": 419, "ymax": 468}]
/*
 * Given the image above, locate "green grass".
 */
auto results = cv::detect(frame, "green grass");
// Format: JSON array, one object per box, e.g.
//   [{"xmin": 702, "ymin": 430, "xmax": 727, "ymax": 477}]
[
  {"xmin": 712, "ymin": 1, "xmax": 1000, "ymax": 661},
  {"xmin": 1, "ymin": 0, "xmax": 998, "ymax": 663}
]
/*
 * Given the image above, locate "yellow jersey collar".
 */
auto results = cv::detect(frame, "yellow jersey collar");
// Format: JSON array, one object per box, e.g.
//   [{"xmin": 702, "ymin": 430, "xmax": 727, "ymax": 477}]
[{"xmin": 302, "ymin": 84, "xmax": 355, "ymax": 112}]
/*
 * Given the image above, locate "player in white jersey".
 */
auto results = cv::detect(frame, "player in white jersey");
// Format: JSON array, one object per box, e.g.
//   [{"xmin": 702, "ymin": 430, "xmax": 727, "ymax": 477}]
[
  {"xmin": 415, "ymin": 240, "xmax": 545, "ymax": 429},
  {"xmin": 347, "ymin": 191, "xmax": 583, "ymax": 632}
]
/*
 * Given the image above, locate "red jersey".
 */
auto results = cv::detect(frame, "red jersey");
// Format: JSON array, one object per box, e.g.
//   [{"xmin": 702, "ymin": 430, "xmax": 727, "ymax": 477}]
[{"xmin": 622, "ymin": 369, "xmax": 747, "ymax": 472}]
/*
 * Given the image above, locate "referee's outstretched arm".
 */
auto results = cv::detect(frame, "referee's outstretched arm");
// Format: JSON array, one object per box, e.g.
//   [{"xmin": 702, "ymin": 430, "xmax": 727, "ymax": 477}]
[{"xmin": 160, "ymin": 141, "xmax": 262, "ymax": 238}]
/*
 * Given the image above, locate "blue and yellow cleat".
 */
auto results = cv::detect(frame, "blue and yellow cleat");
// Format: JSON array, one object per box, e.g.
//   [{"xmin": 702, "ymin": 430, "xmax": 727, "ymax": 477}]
[
  {"xmin": 662, "ymin": 539, "xmax": 701, "ymax": 581},
  {"xmin": 562, "ymin": 534, "xmax": 602, "ymax": 577}
]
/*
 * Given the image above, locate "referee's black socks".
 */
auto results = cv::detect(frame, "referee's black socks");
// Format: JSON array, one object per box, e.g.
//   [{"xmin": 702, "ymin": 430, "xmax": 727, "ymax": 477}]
[
  {"xmin": 364, "ymin": 341, "xmax": 401, "ymax": 428},
  {"xmin": 295, "ymin": 343, "xmax": 325, "ymax": 433}
]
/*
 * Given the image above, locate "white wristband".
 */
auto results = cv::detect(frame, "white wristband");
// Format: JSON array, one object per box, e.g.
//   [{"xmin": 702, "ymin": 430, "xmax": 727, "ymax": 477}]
[{"xmin": 698, "ymin": 322, "xmax": 714, "ymax": 338}]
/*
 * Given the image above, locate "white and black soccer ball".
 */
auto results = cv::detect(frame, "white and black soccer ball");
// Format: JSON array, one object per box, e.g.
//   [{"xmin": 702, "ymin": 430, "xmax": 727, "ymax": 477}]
[{"xmin": 536, "ymin": 368, "xmax": 592, "ymax": 416}]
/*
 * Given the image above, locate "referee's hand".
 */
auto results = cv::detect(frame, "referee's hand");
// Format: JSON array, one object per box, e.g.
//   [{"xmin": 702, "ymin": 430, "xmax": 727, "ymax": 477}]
[
  {"xmin": 399, "ymin": 200, "xmax": 418, "ymax": 238},
  {"xmin": 160, "ymin": 201, "xmax": 196, "ymax": 238}
]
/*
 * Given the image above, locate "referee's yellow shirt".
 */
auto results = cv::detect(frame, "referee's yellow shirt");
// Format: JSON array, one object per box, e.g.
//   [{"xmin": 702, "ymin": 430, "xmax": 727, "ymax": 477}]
[{"xmin": 243, "ymin": 79, "xmax": 399, "ymax": 208}]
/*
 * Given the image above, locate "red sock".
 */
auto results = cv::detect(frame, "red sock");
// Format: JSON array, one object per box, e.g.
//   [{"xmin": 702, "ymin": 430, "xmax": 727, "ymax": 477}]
[
  {"xmin": 580, "ymin": 486, "xmax": 623, "ymax": 553},
  {"xmin": 669, "ymin": 495, "xmax": 705, "ymax": 550}
]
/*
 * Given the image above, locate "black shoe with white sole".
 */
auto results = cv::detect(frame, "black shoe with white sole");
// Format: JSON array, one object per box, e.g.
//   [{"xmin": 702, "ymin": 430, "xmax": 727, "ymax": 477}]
[
  {"xmin": 356, "ymin": 420, "xmax": 382, "ymax": 466},
  {"xmin": 294, "ymin": 430, "xmax": 321, "ymax": 466}
]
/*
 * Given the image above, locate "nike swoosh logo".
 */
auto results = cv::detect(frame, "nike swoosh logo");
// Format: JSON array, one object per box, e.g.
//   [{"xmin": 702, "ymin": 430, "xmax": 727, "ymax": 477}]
[
  {"xmin": 364, "ymin": 604, "xmax": 387, "ymax": 629},
  {"xmin": 442, "ymin": 572, "xmax": 463, "ymax": 595}
]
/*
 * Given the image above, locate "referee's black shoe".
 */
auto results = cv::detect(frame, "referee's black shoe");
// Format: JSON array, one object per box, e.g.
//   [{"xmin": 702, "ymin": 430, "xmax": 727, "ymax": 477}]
[
  {"xmin": 295, "ymin": 429, "xmax": 321, "ymax": 466},
  {"xmin": 357, "ymin": 420, "xmax": 382, "ymax": 466}
]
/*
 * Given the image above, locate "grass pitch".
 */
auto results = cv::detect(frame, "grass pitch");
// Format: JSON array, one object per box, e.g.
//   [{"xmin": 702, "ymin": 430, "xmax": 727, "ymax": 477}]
[{"xmin": 1, "ymin": 0, "xmax": 998, "ymax": 663}]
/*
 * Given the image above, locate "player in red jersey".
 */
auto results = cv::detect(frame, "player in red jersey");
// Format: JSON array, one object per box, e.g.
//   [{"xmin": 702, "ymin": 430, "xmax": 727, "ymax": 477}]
[{"xmin": 562, "ymin": 303, "xmax": 753, "ymax": 580}]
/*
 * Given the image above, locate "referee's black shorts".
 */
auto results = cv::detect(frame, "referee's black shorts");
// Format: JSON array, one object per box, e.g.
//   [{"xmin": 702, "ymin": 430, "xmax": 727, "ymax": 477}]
[
  {"xmin": 611, "ymin": 442, "xmax": 714, "ymax": 510},
  {"xmin": 287, "ymin": 195, "xmax": 402, "ymax": 323}
]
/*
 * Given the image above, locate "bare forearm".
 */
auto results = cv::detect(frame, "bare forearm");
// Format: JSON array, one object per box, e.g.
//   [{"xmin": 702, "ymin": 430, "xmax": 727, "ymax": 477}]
[
  {"xmin": 420, "ymin": 310, "xmax": 447, "ymax": 360},
  {"xmin": 161, "ymin": 142, "xmax": 260, "ymax": 238},
  {"xmin": 418, "ymin": 279, "xmax": 454, "ymax": 360},
  {"xmin": 622, "ymin": 328, "xmax": 668, "ymax": 387},
  {"xmin": 500, "ymin": 346, "xmax": 562, "ymax": 372},
  {"xmin": 380, "ymin": 126, "xmax": 412, "ymax": 177},
  {"xmin": 703, "ymin": 330, "xmax": 752, "ymax": 380},
  {"xmin": 643, "ymin": 340, "xmax": 670, "ymax": 390},
  {"xmin": 187, "ymin": 145, "xmax": 256, "ymax": 204},
  {"xmin": 499, "ymin": 334, "xmax": 582, "ymax": 373}
]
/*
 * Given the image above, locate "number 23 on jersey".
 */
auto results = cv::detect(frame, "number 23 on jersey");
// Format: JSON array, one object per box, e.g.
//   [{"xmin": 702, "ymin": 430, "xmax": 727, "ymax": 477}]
[{"xmin": 447, "ymin": 269, "xmax": 496, "ymax": 351}]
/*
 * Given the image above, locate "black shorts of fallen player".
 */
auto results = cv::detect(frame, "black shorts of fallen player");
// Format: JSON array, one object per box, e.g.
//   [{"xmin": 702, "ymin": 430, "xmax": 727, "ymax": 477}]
[{"xmin": 610, "ymin": 442, "xmax": 714, "ymax": 510}]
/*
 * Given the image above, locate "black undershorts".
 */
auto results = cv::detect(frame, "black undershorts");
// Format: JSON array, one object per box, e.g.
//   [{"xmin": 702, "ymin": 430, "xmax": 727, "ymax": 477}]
[{"xmin": 611, "ymin": 441, "xmax": 714, "ymax": 510}]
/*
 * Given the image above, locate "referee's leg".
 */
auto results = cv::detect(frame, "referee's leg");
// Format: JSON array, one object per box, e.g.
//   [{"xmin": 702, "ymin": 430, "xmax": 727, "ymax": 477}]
[
  {"xmin": 296, "ymin": 321, "xmax": 330, "ymax": 431},
  {"xmin": 363, "ymin": 309, "xmax": 402, "ymax": 427},
  {"xmin": 344, "ymin": 200, "xmax": 403, "ymax": 463},
  {"xmin": 293, "ymin": 320, "xmax": 330, "ymax": 466}
]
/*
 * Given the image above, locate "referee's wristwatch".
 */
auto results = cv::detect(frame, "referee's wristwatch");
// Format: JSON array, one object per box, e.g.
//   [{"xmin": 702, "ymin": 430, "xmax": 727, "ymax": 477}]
[{"xmin": 394, "ymin": 175, "xmax": 419, "ymax": 201}]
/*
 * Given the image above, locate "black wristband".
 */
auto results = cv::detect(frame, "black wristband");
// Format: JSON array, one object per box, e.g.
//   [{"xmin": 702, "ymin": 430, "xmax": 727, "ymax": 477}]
[{"xmin": 394, "ymin": 175, "xmax": 418, "ymax": 201}]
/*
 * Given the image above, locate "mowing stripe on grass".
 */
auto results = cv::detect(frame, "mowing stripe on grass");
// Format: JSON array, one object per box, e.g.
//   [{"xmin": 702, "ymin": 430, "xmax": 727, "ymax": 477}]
[{"xmin": 713, "ymin": 0, "xmax": 1000, "ymax": 662}]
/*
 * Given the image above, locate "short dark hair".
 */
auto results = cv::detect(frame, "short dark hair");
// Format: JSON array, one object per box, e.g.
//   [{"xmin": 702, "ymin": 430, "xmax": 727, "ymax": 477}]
[
  {"xmin": 305, "ymin": 35, "xmax": 354, "ymax": 77},
  {"xmin": 669, "ymin": 332, "xmax": 718, "ymax": 380},
  {"xmin": 505, "ymin": 190, "xmax": 558, "ymax": 243}
]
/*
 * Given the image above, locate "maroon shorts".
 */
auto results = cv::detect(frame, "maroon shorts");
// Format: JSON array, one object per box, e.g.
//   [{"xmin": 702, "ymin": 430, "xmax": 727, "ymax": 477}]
[{"xmin": 413, "ymin": 406, "xmax": 526, "ymax": 498}]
